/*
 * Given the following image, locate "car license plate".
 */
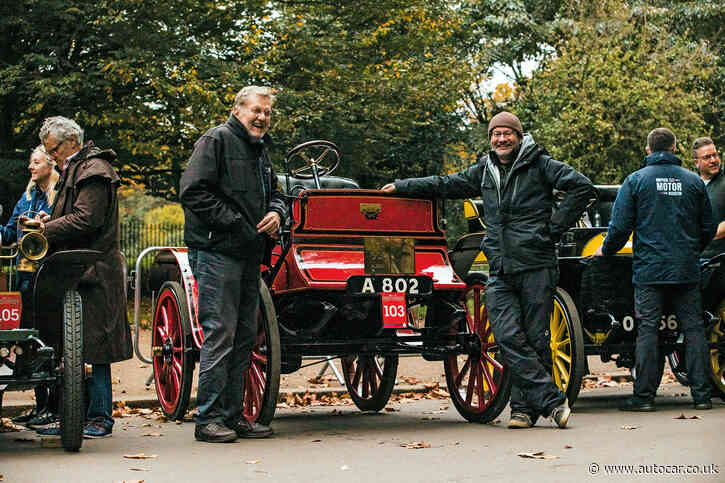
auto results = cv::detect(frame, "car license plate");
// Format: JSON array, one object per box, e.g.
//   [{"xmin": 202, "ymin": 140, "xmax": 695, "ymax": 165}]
[
  {"xmin": 381, "ymin": 293, "xmax": 407, "ymax": 328},
  {"xmin": 346, "ymin": 276, "xmax": 433, "ymax": 295},
  {"xmin": 0, "ymin": 292, "xmax": 22, "ymax": 330}
]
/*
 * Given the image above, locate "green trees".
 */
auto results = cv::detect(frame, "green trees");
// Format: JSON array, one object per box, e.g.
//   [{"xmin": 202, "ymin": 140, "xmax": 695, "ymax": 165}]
[
  {"xmin": 1, "ymin": 0, "xmax": 722, "ymax": 210},
  {"xmin": 516, "ymin": 2, "xmax": 714, "ymax": 183}
]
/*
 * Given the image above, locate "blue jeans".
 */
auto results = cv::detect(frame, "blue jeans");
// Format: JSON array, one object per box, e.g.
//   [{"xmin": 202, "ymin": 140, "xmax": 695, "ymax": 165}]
[
  {"xmin": 86, "ymin": 364, "xmax": 114, "ymax": 430},
  {"xmin": 189, "ymin": 249, "xmax": 260, "ymax": 425}
]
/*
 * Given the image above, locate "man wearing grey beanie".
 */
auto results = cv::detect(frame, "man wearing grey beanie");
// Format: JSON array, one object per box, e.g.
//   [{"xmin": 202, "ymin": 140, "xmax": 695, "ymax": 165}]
[{"xmin": 382, "ymin": 111, "xmax": 593, "ymax": 429}]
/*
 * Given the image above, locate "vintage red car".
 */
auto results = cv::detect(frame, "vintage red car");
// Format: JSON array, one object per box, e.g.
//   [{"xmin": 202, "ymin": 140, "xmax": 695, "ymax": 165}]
[{"xmin": 134, "ymin": 140, "xmax": 511, "ymax": 424}]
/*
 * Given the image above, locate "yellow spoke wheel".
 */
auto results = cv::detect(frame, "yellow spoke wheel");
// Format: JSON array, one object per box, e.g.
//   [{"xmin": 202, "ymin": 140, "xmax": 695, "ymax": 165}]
[
  {"xmin": 550, "ymin": 288, "xmax": 586, "ymax": 405},
  {"xmin": 708, "ymin": 301, "xmax": 725, "ymax": 400}
]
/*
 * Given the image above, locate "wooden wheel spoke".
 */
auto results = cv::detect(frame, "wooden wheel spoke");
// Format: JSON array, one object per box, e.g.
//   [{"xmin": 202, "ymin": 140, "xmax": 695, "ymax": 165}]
[
  {"xmin": 251, "ymin": 350, "xmax": 267, "ymax": 366},
  {"xmin": 554, "ymin": 359, "xmax": 570, "ymax": 384},
  {"xmin": 480, "ymin": 359, "xmax": 496, "ymax": 396},
  {"xmin": 352, "ymin": 360, "xmax": 363, "ymax": 389},
  {"xmin": 482, "ymin": 351, "xmax": 503, "ymax": 371},
  {"xmin": 555, "ymin": 338, "xmax": 571, "ymax": 350},
  {"xmin": 455, "ymin": 357, "xmax": 471, "ymax": 388},
  {"xmin": 252, "ymin": 361, "xmax": 266, "ymax": 393},
  {"xmin": 465, "ymin": 364, "xmax": 477, "ymax": 405},
  {"xmin": 555, "ymin": 350, "xmax": 572, "ymax": 365}
]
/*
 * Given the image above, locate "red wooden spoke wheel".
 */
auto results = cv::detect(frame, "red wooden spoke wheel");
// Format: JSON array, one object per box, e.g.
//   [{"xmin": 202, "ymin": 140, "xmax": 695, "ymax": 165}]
[
  {"xmin": 152, "ymin": 281, "xmax": 193, "ymax": 420},
  {"xmin": 342, "ymin": 353, "xmax": 398, "ymax": 412},
  {"xmin": 242, "ymin": 280, "xmax": 281, "ymax": 425},
  {"xmin": 445, "ymin": 273, "xmax": 511, "ymax": 423}
]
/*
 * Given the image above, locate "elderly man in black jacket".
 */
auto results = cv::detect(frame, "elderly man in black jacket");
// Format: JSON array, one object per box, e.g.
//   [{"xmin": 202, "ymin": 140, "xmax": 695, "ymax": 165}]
[
  {"xmin": 180, "ymin": 86, "xmax": 286, "ymax": 443},
  {"xmin": 597, "ymin": 128, "xmax": 714, "ymax": 411},
  {"xmin": 383, "ymin": 112, "xmax": 593, "ymax": 429}
]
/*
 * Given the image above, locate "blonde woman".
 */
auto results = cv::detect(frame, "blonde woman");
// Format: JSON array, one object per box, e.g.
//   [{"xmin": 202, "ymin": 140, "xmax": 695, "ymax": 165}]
[
  {"xmin": 0, "ymin": 145, "xmax": 58, "ymax": 251},
  {"xmin": 1, "ymin": 145, "xmax": 59, "ymax": 428}
]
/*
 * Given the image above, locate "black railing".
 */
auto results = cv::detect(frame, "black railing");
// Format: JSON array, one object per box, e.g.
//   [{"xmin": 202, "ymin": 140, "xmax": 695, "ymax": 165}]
[{"xmin": 120, "ymin": 221, "xmax": 184, "ymax": 273}]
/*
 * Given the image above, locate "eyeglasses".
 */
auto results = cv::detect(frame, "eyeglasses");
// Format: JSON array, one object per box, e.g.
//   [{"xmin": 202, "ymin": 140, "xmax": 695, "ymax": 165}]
[
  {"xmin": 698, "ymin": 152, "xmax": 720, "ymax": 162},
  {"xmin": 46, "ymin": 139, "xmax": 66, "ymax": 156}
]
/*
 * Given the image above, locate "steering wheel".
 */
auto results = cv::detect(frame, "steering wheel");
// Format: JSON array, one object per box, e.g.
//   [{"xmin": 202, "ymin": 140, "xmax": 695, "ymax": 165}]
[{"xmin": 285, "ymin": 140, "xmax": 341, "ymax": 185}]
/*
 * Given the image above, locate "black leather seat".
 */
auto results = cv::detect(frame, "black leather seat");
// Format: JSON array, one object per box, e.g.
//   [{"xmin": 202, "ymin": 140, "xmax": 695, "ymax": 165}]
[{"xmin": 276, "ymin": 174, "xmax": 360, "ymax": 194}]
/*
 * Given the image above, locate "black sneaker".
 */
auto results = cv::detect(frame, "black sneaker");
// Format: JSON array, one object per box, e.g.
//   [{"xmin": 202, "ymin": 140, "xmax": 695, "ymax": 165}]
[
  {"xmin": 619, "ymin": 398, "xmax": 655, "ymax": 412},
  {"xmin": 227, "ymin": 419, "xmax": 273, "ymax": 439},
  {"xmin": 27, "ymin": 411, "xmax": 58, "ymax": 430},
  {"xmin": 12, "ymin": 408, "xmax": 39, "ymax": 425},
  {"xmin": 194, "ymin": 423, "xmax": 237, "ymax": 443},
  {"xmin": 694, "ymin": 400, "xmax": 712, "ymax": 410}
]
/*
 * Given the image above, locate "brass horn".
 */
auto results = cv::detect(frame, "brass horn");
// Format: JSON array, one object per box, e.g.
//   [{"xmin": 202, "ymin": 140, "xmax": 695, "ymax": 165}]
[{"xmin": 19, "ymin": 230, "xmax": 48, "ymax": 261}]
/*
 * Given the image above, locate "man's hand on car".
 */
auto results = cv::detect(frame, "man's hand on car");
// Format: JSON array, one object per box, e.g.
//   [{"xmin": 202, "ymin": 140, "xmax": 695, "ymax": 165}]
[{"xmin": 380, "ymin": 183, "xmax": 396, "ymax": 193}]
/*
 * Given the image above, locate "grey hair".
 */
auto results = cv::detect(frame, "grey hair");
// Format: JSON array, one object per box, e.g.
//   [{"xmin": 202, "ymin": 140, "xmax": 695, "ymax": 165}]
[
  {"xmin": 692, "ymin": 136, "xmax": 714, "ymax": 159},
  {"xmin": 233, "ymin": 86, "xmax": 276, "ymax": 108},
  {"xmin": 39, "ymin": 116, "xmax": 84, "ymax": 145}
]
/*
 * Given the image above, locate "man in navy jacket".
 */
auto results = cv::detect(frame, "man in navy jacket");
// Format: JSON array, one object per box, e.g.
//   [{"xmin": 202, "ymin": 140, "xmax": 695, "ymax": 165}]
[{"xmin": 597, "ymin": 128, "xmax": 715, "ymax": 411}]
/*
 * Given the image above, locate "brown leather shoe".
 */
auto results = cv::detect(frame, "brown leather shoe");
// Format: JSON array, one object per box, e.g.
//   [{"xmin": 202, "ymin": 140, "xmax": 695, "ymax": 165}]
[
  {"xmin": 194, "ymin": 422, "xmax": 237, "ymax": 443},
  {"xmin": 227, "ymin": 419, "xmax": 273, "ymax": 439}
]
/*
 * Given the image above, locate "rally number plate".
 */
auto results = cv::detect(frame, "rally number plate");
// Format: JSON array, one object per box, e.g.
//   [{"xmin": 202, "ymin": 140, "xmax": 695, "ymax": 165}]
[
  {"xmin": 381, "ymin": 293, "xmax": 407, "ymax": 328},
  {"xmin": 346, "ymin": 275, "xmax": 433, "ymax": 295},
  {"xmin": 0, "ymin": 292, "xmax": 22, "ymax": 330}
]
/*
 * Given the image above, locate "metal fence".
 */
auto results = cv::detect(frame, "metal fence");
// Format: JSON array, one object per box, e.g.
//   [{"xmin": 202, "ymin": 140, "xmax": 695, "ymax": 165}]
[{"xmin": 120, "ymin": 221, "xmax": 184, "ymax": 273}]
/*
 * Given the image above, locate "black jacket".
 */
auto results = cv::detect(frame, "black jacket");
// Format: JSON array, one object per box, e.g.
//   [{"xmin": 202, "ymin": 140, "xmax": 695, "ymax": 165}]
[
  {"xmin": 180, "ymin": 115, "xmax": 286, "ymax": 259},
  {"xmin": 702, "ymin": 169, "xmax": 725, "ymax": 259},
  {"xmin": 395, "ymin": 134, "xmax": 593, "ymax": 275},
  {"xmin": 602, "ymin": 151, "xmax": 714, "ymax": 285}
]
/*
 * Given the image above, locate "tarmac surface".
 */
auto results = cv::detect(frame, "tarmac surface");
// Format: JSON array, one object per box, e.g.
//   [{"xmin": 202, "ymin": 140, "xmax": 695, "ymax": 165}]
[
  {"xmin": 4, "ymin": 328, "xmax": 644, "ymax": 412},
  {"xmin": 2, "ymin": 383, "xmax": 723, "ymax": 483}
]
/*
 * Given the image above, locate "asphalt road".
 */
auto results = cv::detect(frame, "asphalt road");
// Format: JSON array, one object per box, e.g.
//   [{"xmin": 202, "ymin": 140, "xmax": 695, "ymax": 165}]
[{"xmin": 1, "ymin": 384, "xmax": 723, "ymax": 483}]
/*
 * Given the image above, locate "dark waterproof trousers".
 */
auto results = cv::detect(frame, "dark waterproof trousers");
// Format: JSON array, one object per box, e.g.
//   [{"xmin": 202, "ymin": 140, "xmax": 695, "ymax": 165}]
[
  {"xmin": 487, "ymin": 267, "xmax": 565, "ymax": 419},
  {"xmin": 189, "ymin": 249, "xmax": 260, "ymax": 425},
  {"xmin": 633, "ymin": 284, "xmax": 711, "ymax": 404}
]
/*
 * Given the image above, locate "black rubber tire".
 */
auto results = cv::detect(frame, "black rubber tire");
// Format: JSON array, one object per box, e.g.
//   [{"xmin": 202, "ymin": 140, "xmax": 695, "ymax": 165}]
[
  {"xmin": 445, "ymin": 272, "xmax": 511, "ymax": 423},
  {"xmin": 61, "ymin": 290, "xmax": 84, "ymax": 452},
  {"xmin": 342, "ymin": 354, "xmax": 399, "ymax": 412},
  {"xmin": 152, "ymin": 281, "xmax": 194, "ymax": 420},
  {"xmin": 244, "ymin": 280, "xmax": 281, "ymax": 425},
  {"xmin": 550, "ymin": 288, "xmax": 586, "ymax": 406}
]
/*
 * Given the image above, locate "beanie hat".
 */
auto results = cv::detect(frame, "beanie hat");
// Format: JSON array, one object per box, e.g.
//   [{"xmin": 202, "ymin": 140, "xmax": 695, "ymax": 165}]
[{"xmin": 487, "ymin": 111, "xmax": 523, "ymax": 138}]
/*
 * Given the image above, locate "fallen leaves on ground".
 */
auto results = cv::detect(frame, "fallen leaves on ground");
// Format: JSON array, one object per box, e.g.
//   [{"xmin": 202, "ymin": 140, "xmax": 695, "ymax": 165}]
[
  {"xmin": 0, "ymin": 418, "xmax": 24, "ymax": 433},
  {"xmin": 113, "ymin": 402, "xmax": 169, "ymax": 423},
  {"xmin": 384, "ymin": 406, "xmax": 399, "ymax": 412},
  {"xmin": 517, "ymin": 451, "xmax": 559, "ymax": 460},
  {"xmin": 402, "ymin": 377, "xmax": 420, "ymax": 385},
  {"xmin": 246, "ymin": 460, "xmax": 261, "ymax": 465},
  {"xmin": 124, "ymin": 453, "xmax": 158, "ymax": 459},
  {"xmin": 674, "ymin": 413, "xmax": 700, "ymax": 420},
  {"xmin": 141, "ymin": 433, "xmax": 163, "ymax": 437},
  {"xmin": 581, "ymin": 375, "xmax": 631, "ymax": 389},
  {"xmin": 129, "ymin": 468, "xmax": 151, "ymax": 472},
  {"xmin": 564, "ymin": 445, "xmax": 573, "ymax": 449},
  {"xmin": 401, "ymin": 441, "xmax": 431, "ymax": 449},
  {"xmin": 620, "ymin": 425, "xmax": 638, "ymax": 430}
]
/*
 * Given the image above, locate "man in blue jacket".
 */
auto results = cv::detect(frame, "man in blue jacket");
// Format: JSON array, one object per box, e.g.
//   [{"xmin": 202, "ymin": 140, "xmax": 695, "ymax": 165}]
[{"xmin": 597, "ymin": 128, "xmax": 714, "ymax": 411}]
